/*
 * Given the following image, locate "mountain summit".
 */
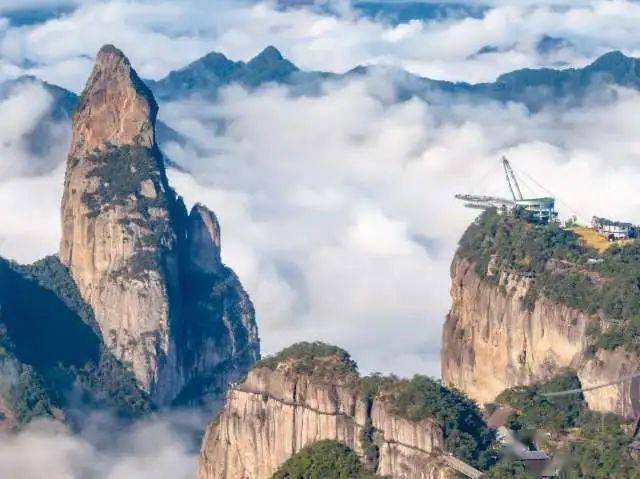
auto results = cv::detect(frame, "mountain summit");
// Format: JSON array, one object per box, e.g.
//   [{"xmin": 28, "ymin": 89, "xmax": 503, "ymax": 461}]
[
  {"xmin": 59, "ymin": 45, "xmax": 259, "ymax": 405},
  {"xmin": 68, "ymin": 44, "xmax": 157, "ymax": 157},
  {"xmin": 147, "ymin": 45, "xmax": 303, "ymax": 100}
]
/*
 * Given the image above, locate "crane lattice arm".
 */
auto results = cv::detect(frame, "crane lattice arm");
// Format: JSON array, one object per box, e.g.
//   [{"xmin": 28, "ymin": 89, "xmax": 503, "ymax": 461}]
[
  {"xmin": 454, "ymin": 194, "xmax": 515, "ymax": 210},
  {"xmin": 502, "ymin": 156, "xmax": 523, "ymax": 201}
]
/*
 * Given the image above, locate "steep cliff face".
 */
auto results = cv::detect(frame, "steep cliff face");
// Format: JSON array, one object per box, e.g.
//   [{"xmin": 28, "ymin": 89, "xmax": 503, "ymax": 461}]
[
  {"xmin": 579, "ymin": 348, "xmax": 640, "ymax": 417},
  {"xmin": 59, "ymin": 45, "xmax": 259, "ymax": 405},
  {"xmin": 188, "ymin": 204, "xmax": 222, "ymax": 274},
  {"xmin": 442, "ymin": 257, "xmax": 640, "ymax": 418},
  {"xmin": 198, "ymin": 345, "xmax": 465, "ymax": 479}
]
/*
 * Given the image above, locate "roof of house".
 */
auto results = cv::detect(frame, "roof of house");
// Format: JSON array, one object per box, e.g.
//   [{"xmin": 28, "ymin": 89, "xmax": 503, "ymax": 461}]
[
  {"xmin": 517, "ymin": 450, "xmax": 550, "ymax": 461},
  {"xmin": 486, "ymin": 405, "xmax": 513, "ymax": 429}
]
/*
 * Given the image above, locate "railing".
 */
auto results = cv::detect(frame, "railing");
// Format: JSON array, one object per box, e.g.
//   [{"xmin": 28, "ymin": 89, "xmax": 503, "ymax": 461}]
[
  {"xmin": 442, "ymin": 454, "xmax": 484, "ymax": 479},
  {"xmin": 540, "ymin": 371, "xmax": 640, "ymax": 397}
]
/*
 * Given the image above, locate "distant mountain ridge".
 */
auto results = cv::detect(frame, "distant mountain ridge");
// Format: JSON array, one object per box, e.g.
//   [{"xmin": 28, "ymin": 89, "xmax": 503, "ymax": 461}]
[
  {"xmin": 13, "ymin": 47, "xmax": 640, "ymax": 108},
  {"xmin": 145, "ymin": 46, "xmax": 317, "ymax": 101},
  {"xmin": 7, "ymin": 47, "xmax": 640, "ymax": 177},
  {"xmin": 144, "ymin": 47, "xmax": 640, "ymax": 110}
]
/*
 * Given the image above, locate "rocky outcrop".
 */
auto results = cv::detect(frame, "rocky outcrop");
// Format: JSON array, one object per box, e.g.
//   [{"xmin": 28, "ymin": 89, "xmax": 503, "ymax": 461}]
[
  {"xmin": 59, "ymin": 45, "xmax": 259, "ymax": 405},
  {"xmin": 442, "ymin": 257, "xmax": 640, "ymax": 418},
  {"xmin": 188, "ymin": 204, "xmax": 221, "ymax": 274},
  {"xmin": 198, "ymin": 349, "xmax": 454, "ymax": 479}
]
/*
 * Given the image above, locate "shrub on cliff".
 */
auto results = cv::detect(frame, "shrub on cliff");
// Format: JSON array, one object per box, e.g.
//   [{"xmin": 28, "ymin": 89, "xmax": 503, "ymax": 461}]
[
  {"xmin": 370, "ymin": 374, "xmax": 497, "ymax": 469},
  {"xmin": 484, "ymin": 458, "xmax": 536, "ymax": 479},
  {"xmin": 271, "ymin": 440, "xmax": 384, "ymax": 479},
  {"xmin": 256, "ymin": 341, "xmax": 358, "ymax": 379},
  {"xmin": 0, "ymin": 257, "xmax": 151, "ymax": 421},
  {"xmin": 495, "ymin": 370, "xmax": 585, "ymax": 433},
  {"xmin": 559, "ymin": 411, "xmax": 640, "ymax": 478},
  {"xmin": 0, "ymin": 345, "xmax": 53, "ymax": 424},
  {"xmin": 495, "ymin": 374, "xmax": 640, "ymax": 478}
]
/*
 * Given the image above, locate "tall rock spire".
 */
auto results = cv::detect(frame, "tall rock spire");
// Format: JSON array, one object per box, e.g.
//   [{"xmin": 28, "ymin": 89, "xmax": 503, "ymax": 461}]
[
  {"xmin": 59, "ymin": 45, "xmax": 259, "ymax": 405},
  {"xmin": 188, "ymin": 204, "xmax": 222, "ymax": 274},
  {"xmin": 69, "ymin": 44, "xmax": 157, "ymax": 157}
]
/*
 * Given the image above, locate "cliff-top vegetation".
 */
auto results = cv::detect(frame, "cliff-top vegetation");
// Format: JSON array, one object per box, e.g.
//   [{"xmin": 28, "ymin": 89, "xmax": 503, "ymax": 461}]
[
  {"xmin": 495, "ymin": 370, "xmax": 585, "ymax": 433},
  {"xmin": 256, "ymin": 342, "xmax": 359, "ymax": 379},
  {"xmin": 458, "ymin": 209, "xmax": 640, "ymax": 355},
  {"xmin": 364, "ymin": 374, "xmax": 497, "ymax": 469},
  {"xmin": 271, "ymin": 440, "xmax": 385, "ymax": 479},
  {"xmin": 257, "ymin": 342, "xmax": 497, "ymax": 470}
]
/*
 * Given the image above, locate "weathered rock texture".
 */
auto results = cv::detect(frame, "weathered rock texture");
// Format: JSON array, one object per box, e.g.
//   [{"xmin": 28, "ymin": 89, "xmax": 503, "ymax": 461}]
[
  {"xmin": 59, "ymin": 45, "xmax": 259, "ymax": 405},
  {"xmin": 442, "ymin": 257, "xmax": 640, "ymax": 418},
  {"xmin": 198, "ymin": 363, "xmax": 453, "ymax": 479},
  {"xmin": 188, "ymin": 204, "xmax": 222, "ymax": 274}
]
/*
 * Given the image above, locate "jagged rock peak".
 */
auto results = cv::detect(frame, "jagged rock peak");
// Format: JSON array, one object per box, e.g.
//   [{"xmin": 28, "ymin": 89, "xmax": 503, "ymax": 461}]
[
  {"xmin": 188, "ymin": 203, "xmax": 222, "ymax": 274},
  {"xmin": 60, "ymin": 44, "xmax": 179, "ymax": 398},
  {"xmin": 70, "ymin": 44, "xmax": 158, "ymax": 158},
  {"xmin": 251, "ymin": 45, "xmax": 284, "ymax": 62},
  {"xmin": 247, "ymin": 45, "xmax": 297, "ymax": 74},
  {"xmin": 59, "ymin": 44, "xmax": 260, "ymax": 406}
]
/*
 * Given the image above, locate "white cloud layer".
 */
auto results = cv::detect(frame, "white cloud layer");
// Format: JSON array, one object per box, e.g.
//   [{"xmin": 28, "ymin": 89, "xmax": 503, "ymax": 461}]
[
  {"xmin": 2, "ymin": 0, "xmax": 640, "ymax": 91},
  {"xmin": 160, "ymin": 77, "xmax": 640, "ymax": 378},
  {"xmin": 0, "ymin": 411, "xmax": 201, "ymax": 479},
  {"xmin": 2, "ymin": 0, "xmax": 640, "ymax": 474},
  {"xmin": 2, "ymin": 0, "xmax": 640, "ymax": 377}
]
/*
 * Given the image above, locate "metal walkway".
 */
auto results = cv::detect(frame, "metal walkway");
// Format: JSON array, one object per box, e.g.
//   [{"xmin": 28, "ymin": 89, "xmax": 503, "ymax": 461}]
[
  {"xmin": 540, "ymin": 371, "xmax": 640, "ymax": 398},
  {"xmin": 442, "ymin": 454, "xmax": 484, "ymax": 479}
]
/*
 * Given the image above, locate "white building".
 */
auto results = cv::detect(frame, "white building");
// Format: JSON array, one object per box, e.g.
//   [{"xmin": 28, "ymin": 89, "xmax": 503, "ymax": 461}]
[{"xmin": 592, "ymin": 216, "xmax": 636, "ymax": 240}]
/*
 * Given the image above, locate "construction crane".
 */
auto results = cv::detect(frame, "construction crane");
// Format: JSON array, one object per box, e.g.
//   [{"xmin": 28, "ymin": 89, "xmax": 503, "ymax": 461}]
[
  {"xmin": 456, "ymin": 157, "xmax": 558, "ymax": 225},
  {"xmin": 453, "ymin": 194, "xmax": 514, "ymax": 210},
  {"xmin": 503, "ymin": 156, "xmax": 523, "ymax": 201}
]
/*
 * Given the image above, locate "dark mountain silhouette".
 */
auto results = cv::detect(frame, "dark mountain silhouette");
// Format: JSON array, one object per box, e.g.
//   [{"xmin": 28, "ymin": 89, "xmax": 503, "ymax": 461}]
[
  {"xmin": 145, "ymin": 47, "xmax": 640, "ymax": 111},
  {"xmin": 145, "ymin": 45, "xmax": 329, "ymax": 100},
  {"xmin": 9, "ymin": 48, "xmax": 640, "ymax": 172}
]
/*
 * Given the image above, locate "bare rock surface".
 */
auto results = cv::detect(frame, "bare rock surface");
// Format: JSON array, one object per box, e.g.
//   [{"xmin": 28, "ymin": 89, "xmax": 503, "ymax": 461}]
[
  {"xmin": 59, "ymin": 45, "xmax": 259, "ymax": 405},
  {"xmin": 442, "ymin": 257, "xmax": 640, "ymax": 417},
  {"xmin": 198, "ymin": 353, "xmax": 453, "ymax": 479}
]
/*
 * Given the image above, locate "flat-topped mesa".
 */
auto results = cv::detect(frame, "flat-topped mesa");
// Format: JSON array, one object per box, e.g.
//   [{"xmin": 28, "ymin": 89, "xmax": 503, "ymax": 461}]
[
  {"xmin": 198, "ymin": 342, "xmax": 491, "ymax": 479},
  {"xmin": 59, "ymin": 45, "xmax": 259, "ymax": 405}
]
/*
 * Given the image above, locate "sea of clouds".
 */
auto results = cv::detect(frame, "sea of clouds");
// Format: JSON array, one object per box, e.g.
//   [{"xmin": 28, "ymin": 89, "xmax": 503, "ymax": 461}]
[
  {"xmin": 2, "ymin": 1, "xmax": 640, "ymax": 476},
  {"xmin": 0, "ymin": 410, "xmax": 204, "ymax": 478}
]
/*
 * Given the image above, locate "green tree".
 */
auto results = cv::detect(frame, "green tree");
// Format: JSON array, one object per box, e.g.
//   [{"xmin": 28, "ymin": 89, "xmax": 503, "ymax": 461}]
[{"xmin": 272, "ymin": 440, "xmax": 384, "ymax": 479}]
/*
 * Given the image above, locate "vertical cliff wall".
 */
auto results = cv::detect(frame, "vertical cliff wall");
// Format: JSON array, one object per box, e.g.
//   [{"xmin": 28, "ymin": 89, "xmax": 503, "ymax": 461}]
[
  {"xmin": 197, "ymin": 345, "xmax": 482, "ymax": 479},
  {"xmin": 442, "ymin": 257, "xmax": 640, "ymax": 418},
  {"xmin": 59, "ymin": 45, "xmax": 259, "ymax": 405}
]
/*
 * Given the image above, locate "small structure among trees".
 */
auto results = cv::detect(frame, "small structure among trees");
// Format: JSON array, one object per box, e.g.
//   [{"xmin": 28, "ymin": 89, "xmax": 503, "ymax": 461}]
[{"xmin": 592, "ymin": 216, "xmax": 636, "ymax": 241}]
